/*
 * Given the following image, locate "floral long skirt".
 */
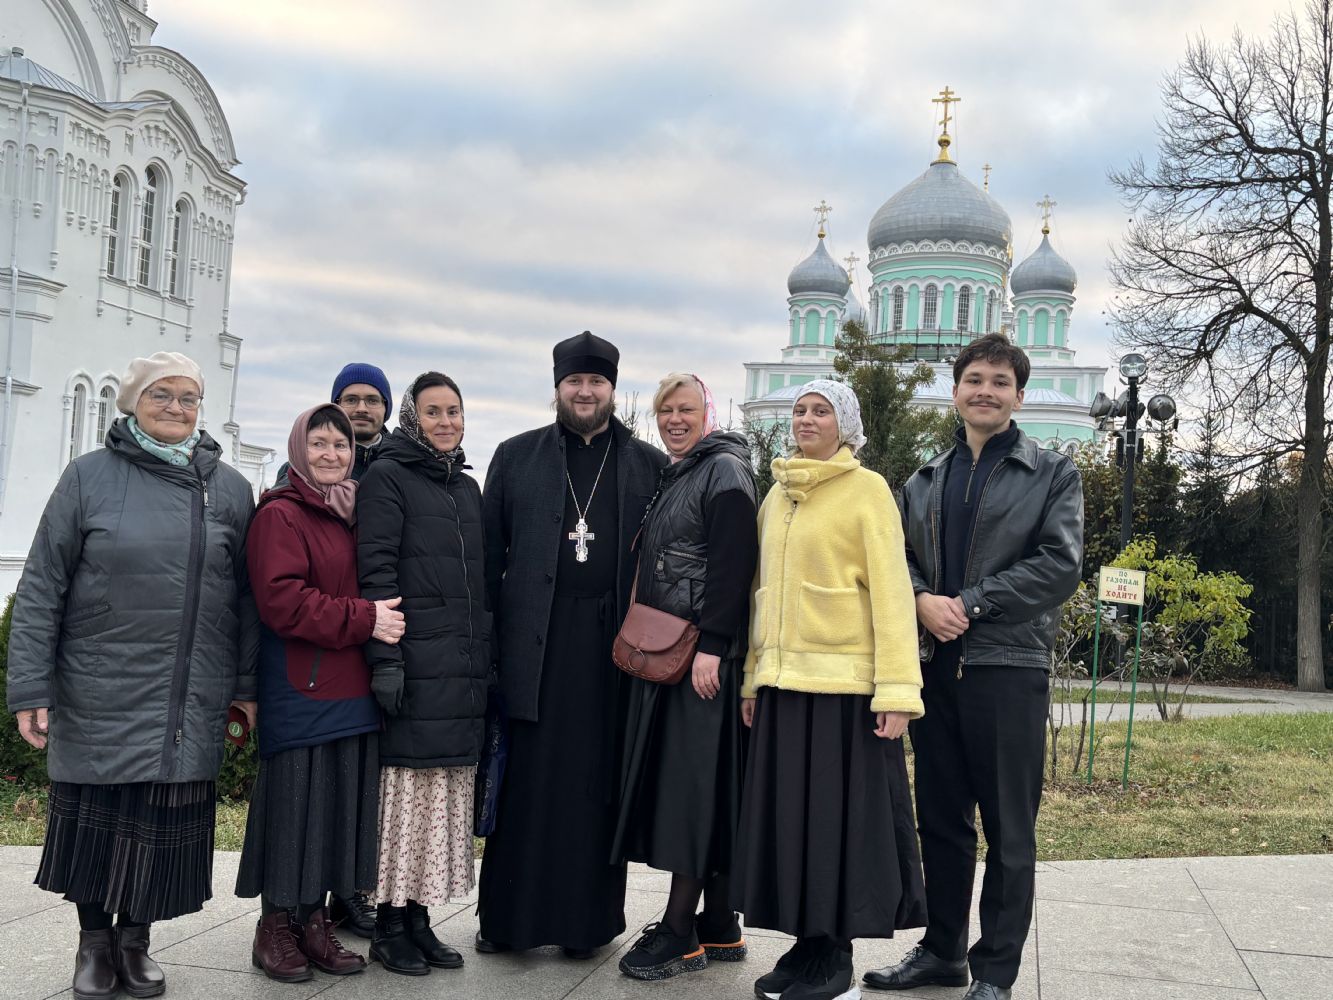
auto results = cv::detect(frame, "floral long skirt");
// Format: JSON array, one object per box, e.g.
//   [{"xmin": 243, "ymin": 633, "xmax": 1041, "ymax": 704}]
[{"xmin": 373, "ymin": 764, "xmax": 476, "ymax": 907}]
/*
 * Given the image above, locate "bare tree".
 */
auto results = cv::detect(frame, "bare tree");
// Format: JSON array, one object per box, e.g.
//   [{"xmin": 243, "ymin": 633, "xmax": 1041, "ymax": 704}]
[{"xmin": 1109, "ymin": 0, "xmax": 1333, "ymax": 690}]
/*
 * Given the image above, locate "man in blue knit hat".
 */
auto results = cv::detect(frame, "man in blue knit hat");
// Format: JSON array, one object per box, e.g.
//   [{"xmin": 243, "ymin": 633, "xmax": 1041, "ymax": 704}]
[{"xmin": 330, "ymin": 362, "xmax": 392, "ymax": 481}]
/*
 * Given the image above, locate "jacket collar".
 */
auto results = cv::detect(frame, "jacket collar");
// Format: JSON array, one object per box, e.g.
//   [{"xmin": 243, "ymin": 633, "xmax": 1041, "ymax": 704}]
[
  {"xmin": 106, "ymin": 417, "xmax": 220, "ymax": 482},
  {"xmin": 772, "ymin": 445, "xmax": 860, "ymax": 503},
  {"xmin": 922, "ymin": 422, "xmax": 1037, "ymax": 475}
]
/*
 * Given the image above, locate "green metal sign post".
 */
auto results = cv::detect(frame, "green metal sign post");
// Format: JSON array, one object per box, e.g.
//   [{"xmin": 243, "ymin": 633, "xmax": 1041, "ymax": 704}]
[{"xmin": 1086, "ymin": 566, "xmax": 1148, "ymax": 788}]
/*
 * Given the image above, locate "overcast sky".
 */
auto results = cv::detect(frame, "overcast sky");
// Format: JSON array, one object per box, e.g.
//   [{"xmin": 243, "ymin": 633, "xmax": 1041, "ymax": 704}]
[{"xmin": 150, "ymin": 0, "xmax": 1287, "ymax": 473}]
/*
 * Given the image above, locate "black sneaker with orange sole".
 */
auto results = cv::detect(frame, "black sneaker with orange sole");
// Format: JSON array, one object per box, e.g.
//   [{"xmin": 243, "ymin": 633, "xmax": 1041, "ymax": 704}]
[
  {"xmin": 696, "ymin": 910, "xmax": 748, "ymax": 962},
  {"xmin": 619, "ymin": 922, "xmax": 708, "ymax": 981}
]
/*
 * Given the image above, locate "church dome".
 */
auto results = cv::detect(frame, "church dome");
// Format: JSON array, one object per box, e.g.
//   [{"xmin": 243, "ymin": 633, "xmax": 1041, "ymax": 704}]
[
  {"xmin": 844, "ymin": 288, "xmax": 867, "ymax": 327},
  {"xmin": 1010, "ymin": 233, "xmax": 1077, "ymax": 295},
  {"xmin": 787, "ymin": 237, "xmax": 851, "ymax": 297},
  {"xmin": 867, "ymin": 160, "xmax": 1012, "ymax": 251}
]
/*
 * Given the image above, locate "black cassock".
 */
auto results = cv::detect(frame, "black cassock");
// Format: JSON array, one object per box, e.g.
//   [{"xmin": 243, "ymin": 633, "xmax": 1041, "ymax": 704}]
[{"xmin": 477, "ymin": 426, "xmax": 628, "ymax": 950}]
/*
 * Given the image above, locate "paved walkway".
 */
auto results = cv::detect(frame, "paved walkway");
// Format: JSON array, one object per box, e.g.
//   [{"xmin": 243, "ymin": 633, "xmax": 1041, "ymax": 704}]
[
  {"xmin": 1059, "ymin": 680, "xmax": 1333, "ymax": 724},
  {"xmin": 1, "ymin": 847, "xmax": 1330, "ymax": 1000}
]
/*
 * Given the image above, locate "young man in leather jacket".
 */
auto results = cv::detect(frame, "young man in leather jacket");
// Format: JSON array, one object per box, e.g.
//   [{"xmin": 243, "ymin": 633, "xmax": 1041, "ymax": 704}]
[{"xmin": 865, "ymin": 334, "xmax": 1083, "ymax": 1000}]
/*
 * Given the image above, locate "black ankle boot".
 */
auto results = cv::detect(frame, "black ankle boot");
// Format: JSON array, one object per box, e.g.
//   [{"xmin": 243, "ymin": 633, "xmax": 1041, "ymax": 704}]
[
  {"xmin": 73, "ymin": 929, "xmax": 119, "ymax": 1000},
  {"xmin": 369, "ymin": 904, "xmax": 430, "ymax": 976},
  {"xmin": 406, "ymin": 902, "xmax": 463, "ymax": 969}
]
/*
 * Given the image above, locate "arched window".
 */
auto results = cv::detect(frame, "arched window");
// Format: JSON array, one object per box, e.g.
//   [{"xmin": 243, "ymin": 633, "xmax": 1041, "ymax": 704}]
[
  {"xmin": 892, "ymin": 288, "xmax": 904, "ymax": 332},
  {"xmin": 922, "ymin": 284, "xmax": 938, "ymax": 331},
  {"xmin": 106, "ymin": 173, "xmax": 126, "ymax": 276},
  {"xmin": 68, "ymin": 383, "xmax": 87, "ymax": 462},
  {"xmin": 957, "ymin": 286, "xmax": 972, "ymax": 332},
  {"xmin": 137, "ymin": 166, "xmax": 159, "ymax": 287},
  {"xmin": 169, "ymin": 198, "xmax": 189, "ymax": 298},
  {"xmin": 95, "ymin": 384, "xmax": 116, "ymax": 445},
  {"xmin": 985, "ymin": 290, "xmax": 996, "ymax": 332}
]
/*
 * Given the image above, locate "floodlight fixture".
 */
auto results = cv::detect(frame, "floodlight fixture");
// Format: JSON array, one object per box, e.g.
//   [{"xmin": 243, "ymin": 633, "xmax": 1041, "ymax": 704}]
[
  {"xmin": 1119, "ymin": 353, "xmax": 1148, "ymax": 379},
  {"xmin": 1146, "ymin": 394, "xmax": 1176, "ymax": 422}
]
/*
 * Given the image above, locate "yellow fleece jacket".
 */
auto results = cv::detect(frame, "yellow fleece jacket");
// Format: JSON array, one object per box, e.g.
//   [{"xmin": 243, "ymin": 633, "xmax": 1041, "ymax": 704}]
[{"xmin": 741, "ymin": 447, "xmax": 924, "ymax": 717}]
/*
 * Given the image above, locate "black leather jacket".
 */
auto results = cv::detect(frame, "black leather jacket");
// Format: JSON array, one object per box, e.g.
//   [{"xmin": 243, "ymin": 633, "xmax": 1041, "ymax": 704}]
[
  {"xmin": 900, "ymin": 427, "xmax": 1084, "ymax": 669},
  {"xmin": 635, "ymin": 432, "xmax": 755, "ymax": 656}
]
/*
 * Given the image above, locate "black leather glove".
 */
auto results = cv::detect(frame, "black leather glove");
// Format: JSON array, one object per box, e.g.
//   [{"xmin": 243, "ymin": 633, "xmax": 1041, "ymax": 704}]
[{"xmin": 371, "ymin": 668, "xmax": 404, "ymax": 716}]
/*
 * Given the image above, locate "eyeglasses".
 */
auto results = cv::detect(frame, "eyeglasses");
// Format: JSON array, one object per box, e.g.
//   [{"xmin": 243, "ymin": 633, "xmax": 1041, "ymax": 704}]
[
  {"xmin": 145, "ymin": 389, "xmax": 202, "ymax": 410},
  {"xmin": 338, "ymin": 394, "xmax": 385, "ymax": 409}
]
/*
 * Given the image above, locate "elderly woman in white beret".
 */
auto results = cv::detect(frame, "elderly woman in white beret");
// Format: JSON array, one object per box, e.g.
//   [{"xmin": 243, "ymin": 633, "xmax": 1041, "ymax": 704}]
[{"xmin": 7, "ymin": 351, "xmax": 259, "ymax": 1000}]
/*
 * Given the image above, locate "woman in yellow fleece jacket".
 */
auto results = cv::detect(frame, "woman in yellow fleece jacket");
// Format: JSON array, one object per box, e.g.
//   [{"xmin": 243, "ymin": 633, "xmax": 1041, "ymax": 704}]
[{"xmin": 735, "ymin": 379, "xmax": 927, "ymax": 1000}]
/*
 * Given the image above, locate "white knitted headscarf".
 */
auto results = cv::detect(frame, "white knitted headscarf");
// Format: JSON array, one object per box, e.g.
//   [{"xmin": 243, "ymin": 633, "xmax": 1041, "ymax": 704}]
[{"xmin": 788, "ymin": 378, "xmax": 867, "ymax": 455}]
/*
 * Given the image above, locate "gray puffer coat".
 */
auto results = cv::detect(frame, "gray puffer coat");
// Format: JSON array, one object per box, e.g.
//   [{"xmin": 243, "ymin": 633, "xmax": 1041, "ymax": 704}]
[{"xmin": 6, "ymin": 419, "xmax": 259, "ymax": 784}]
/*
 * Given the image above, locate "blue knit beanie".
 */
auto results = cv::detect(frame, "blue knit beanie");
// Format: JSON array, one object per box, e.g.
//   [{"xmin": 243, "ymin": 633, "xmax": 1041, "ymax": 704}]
[{"xmin": 331, "ymin": 363, "xmax": 392, "ymax": 414}]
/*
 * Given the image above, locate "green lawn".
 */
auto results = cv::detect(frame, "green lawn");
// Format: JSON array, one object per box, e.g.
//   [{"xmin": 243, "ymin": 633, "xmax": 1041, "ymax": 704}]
[{"xmin": 3, "ymin": 713, "xmax": 1331, "ymax": 862}]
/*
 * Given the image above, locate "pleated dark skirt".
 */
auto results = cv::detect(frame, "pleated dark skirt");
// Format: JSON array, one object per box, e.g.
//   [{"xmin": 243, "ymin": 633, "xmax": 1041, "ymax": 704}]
[
  {"xmin": 734, "ymin": 687, "xmax": 927, "ymax": 941},
  {"xmin": 612, "ymin": 654, "xmax": 744, "ymax": 878},
  {"xmin": 37, "ymin": 779, "xmax": 216, "ymax": 923},
  {"xmin": 235, "ymin": 733, "xmax": 379, "ymax": 907}
]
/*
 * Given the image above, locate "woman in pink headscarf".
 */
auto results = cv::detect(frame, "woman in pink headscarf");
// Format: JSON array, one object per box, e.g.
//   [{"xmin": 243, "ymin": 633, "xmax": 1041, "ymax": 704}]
[
  {"xmin": 612, "ymin": 373, "xmax": 759, "ymax": 983},
  {"xmin": 236, "ymin": 404, "xmax": 405, "ymax": 983}
]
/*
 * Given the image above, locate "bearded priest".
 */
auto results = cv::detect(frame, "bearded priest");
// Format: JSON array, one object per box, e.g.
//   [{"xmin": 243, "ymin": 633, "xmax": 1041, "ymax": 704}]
[{"xmin": 476, "ymin": 331, "xmax": 667, "ymax": 958}]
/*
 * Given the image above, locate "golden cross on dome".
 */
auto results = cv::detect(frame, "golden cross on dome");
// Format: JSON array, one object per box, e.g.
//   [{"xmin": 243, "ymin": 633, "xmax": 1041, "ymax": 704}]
[
  {"xmin": 983, "ymin": 163, "xmax": 992, "ymax": 191},
  {"xmin": 843, "ymin": 252, "xmax": 861, "ymax": 274},
  {"xmin": 1037, "ymin": 194, "xmax": 1057, "ymax": 235},
  {"xmin": 932, "ymin": 86, "xmax": 961, "ymax": 163},
  {"xmin": 813, "ymin": 199, "xmax": 833, "ymax": 238}
]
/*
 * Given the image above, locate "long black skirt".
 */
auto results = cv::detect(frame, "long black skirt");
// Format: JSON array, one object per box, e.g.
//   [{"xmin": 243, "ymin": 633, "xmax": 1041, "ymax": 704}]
[
  {"xmin": 734, "ymin": 687, "xmax": 927, "ymax": 941},
  {"xmin": 612, "ymin": 653, "xmax": 744, "ymax": 878},
  {"xmin": 37, "ymin": 780, "xmax": 216, "ymax": 923},
  {"xmin": 477, "ymin": 591, "xmax": 627, "ymax": 951},
  {"xmin": 235, "ymin": 733, "xmax": 379, "ymax": 907}
]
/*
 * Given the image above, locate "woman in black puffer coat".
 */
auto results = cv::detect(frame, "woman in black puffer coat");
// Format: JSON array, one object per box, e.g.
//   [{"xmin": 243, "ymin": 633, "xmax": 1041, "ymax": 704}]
[{"xmin": 356, "ymin": 372, "xmax": 490, "ymax": 977}]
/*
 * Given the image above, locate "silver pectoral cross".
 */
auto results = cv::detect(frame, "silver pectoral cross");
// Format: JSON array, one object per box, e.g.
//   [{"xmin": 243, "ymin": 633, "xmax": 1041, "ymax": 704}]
[{"xmin": 568, "ymin": 518, "xmax": 595, "ymax": 562}]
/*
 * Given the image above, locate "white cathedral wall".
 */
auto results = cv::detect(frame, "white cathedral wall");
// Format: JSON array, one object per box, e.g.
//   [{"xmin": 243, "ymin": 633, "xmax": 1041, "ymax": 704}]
[{"xmin": 0, "ymin": 2, "xmax": 261, "ymax": 595}]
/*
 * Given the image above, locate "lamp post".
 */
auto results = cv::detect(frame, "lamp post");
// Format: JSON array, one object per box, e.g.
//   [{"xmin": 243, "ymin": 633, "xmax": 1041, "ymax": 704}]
[{"xmin": 1088, "ymin": 353, "xmax": 1176, "ymax": 552}]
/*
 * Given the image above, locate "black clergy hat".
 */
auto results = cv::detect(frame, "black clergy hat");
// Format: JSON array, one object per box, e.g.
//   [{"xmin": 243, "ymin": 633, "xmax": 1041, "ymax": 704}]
[{"xmin": 553, "ymin": 330, "xmax": 619, "ymax": 386}]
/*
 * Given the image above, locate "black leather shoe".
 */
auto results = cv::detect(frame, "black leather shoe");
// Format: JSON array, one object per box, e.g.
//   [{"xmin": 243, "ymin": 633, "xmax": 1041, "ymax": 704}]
[
  {"xmin": 964, "ymin": 981, "xmax": 1012, "ymax": 1000},
  {"xmin": 329, "ymin": 891, "xmax": 376, "ymax": 939},
  {"xmin": 863, "ymin": 945, "xmax": 969, "ymax": 990},
  {"xmin": 563, "ymin": 945, "xmax": 598, "ymax": 960},
  {"xmin": 406, "ymin": 902, "xmax": 463, "ymax": 969},
  {"xmin": 369, "ymin": 905, "xmax": 430, "ymax": 976},
  {"xmin": 474, "ymin": 929, "xmax": 512, "ymax": 954}
]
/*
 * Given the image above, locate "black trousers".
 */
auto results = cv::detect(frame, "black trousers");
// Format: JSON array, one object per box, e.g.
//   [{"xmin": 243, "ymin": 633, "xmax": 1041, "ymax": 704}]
[{"xmin": 908, "ymin": 662, "xmax": 1048, "ymax": 989}]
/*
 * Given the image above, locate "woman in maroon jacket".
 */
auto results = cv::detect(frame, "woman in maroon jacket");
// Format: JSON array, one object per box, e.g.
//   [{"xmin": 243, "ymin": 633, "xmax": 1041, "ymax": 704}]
[{"xmin": 236, "ymin": 404, "xmax": 406, "ymax": 983}]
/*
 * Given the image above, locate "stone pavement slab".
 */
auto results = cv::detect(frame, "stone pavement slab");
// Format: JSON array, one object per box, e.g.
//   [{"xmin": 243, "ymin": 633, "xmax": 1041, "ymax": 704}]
[{"xmin": 1, "ymin": 848, "xmax": 1329, "ymax": 999}]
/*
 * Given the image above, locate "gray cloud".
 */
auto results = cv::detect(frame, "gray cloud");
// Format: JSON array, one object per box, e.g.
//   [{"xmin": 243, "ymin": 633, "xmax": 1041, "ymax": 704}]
[{"xmin": 153, "ymin": 0, "xmax": 1289, "ymax": 475}]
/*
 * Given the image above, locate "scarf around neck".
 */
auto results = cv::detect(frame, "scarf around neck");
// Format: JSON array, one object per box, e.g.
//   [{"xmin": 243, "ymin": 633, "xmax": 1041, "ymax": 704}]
[
  {"xmin": 286, "ymin": 404, "xmax": 358, "ymax": 526},
  {"xmin": 127, "ymin": 416, "xmax": 200, "ymax": 467}
]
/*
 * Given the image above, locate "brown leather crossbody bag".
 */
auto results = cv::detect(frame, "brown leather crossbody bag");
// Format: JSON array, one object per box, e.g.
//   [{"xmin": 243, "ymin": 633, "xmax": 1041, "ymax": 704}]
[{"xmin": 612, "ymin": 570, "xmax": 699, "ymax": 685}]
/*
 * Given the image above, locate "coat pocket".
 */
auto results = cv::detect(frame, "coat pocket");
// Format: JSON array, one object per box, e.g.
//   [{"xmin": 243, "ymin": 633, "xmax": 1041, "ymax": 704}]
[
  {"xmin": 797, "ymin": 582, "xmax": 867, "ymax": 647},
  {"xmin": 62, "ymin": 604, "xmax": 112, "ymax": 640},
  {"xmin": 750, "ymin": 586, "xmax": 768, "ymax": 648}
]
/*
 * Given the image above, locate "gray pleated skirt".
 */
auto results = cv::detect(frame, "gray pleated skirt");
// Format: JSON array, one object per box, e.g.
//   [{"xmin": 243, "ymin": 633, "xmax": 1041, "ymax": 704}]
[{"xmin": 37, "ymin": 779, "xmax": 216, "ymax": 923}]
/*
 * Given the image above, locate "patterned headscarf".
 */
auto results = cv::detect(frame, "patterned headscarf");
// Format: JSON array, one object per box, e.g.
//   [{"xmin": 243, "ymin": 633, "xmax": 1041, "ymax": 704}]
[
  {"xmin": 788, "ymin": 378, "xmax": 867, "ymax": 455},
  {"xmin": 398, "ymin": 372, "xmax": 465, "ymax": 463}
]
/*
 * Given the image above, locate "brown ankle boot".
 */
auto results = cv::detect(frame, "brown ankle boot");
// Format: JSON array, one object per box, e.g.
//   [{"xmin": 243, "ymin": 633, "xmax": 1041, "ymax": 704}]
[
  {"xmin": 295, "ymin": 907, "xmax": 366, "ymax": 975},
  {"xmin": 115, "ymin": 923, "xmax": 166, "ymax": 998},
  {"xmin": 251, "ymin": 911, "xmax": 313, "ymax": 983},
  {"xmin": 73, "ymin": 928, "xmax": 119, "ymax": 1000}
]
